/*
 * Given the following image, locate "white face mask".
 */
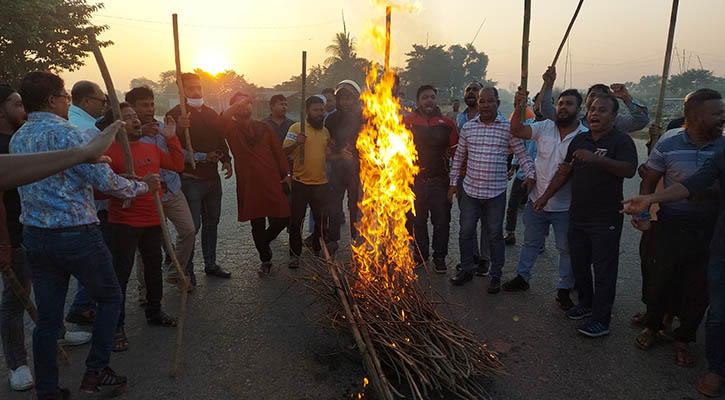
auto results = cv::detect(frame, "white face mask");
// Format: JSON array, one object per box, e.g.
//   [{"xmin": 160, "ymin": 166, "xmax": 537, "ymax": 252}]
[{"xmin": 186, "ymin": 97, "xmax": 204, "ymax": 108}]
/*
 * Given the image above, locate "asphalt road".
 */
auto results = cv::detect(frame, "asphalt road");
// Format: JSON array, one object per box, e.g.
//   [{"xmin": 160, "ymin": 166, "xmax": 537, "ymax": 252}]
[{"xmin": 1, "ymin": 139, "xmax": 710, "ymax": 399}]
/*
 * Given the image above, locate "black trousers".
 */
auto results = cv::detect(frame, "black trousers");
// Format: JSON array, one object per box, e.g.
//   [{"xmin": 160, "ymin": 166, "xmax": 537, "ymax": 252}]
[
  {"xmin": 645, "ymin": 218, "xmax": 712, "ymax": 343},
  {"xmin": 290, "ymin": 181, "xmax": 326, "ymax": 256},
  {"xmin": 250, "ymin": 217, "xmax": 289, "ymax": 262},
  {"xmin": 328, "ymin": 166, "xmax": 359, "ymax": 242},
  {"xmin": 505, "ymin": 177, "xmax": 527, "ymax": 233},
  {"xmin": 569, "ymin": 221, "xmax": 623, "ymax": 326},
  {"xmin": 411, "ymin": 176, "xmax": 451, "ymax": 260},
  {"xmin": 638, "ymin": 221, "xmax": 660, "ymax": 306},
  {"xmin": 110, "ymin": 224, "xmax": 162, "ymax": 329}
]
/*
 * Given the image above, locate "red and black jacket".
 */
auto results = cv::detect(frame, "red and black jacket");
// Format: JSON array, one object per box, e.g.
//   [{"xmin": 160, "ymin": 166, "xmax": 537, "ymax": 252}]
[{"xmin": 403, "ymin": 108, "xmax": 458, "ymax": 179}]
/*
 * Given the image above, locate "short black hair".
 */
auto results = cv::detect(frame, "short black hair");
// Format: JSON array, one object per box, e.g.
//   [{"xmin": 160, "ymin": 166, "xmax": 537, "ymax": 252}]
[
  {"xmin": 416, "ymin": 84, "xmax": 437, "ymax": 100},
  {"xmin": 125, "ymin": 86, "xmax": 154, "ymax": 105},
  {"xmin": 71, "ymin": 81, "xmax": 99, "ymax": 106},
  {"xmin": 270, "ymin": 94, "xmax": 286, "ymax": 107},
  {"xmin": 19, "ymin": 71, "xmax": 65, "ymax": 113},
  {"xmin": 321, "ymin": 88, "xmax": 335, "ymax": 96},
  {"xmin": 306, "ymin": 95, "xmax": 324, "ymax": 110},
  {"xmin": 181, "ymin": 72, "xmax": 200, "ymax": 83},
  {"xmin": 0, "ymin": 84, "xmax": 15, "ymax": 104},
  {"xmin": 586, "ymin": 84, "xmax": 610, "ymax": 96},
  {"xmin": 587, "ymin": 93, "xmax": 619, "ymax": 114},
  {"xmin": 558, "ymin": 89, "xmax": 583, "ymax": 107},
  {"xmin": 684, "ymin": 88, "xmax": 723, "ymax": 120},
  {"xmin": 480, "ymin": 86, "xmax": 499, "ymax": 100},
  {"xmin": 96, "ymin": 102, "xmax": 133, "ymax": 130}
]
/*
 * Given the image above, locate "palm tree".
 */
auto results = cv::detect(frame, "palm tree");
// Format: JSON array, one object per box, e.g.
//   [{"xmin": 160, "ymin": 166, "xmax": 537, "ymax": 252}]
[{"xmin": 325, "ymin": 32, "xmax": 358, "ymax": 66}]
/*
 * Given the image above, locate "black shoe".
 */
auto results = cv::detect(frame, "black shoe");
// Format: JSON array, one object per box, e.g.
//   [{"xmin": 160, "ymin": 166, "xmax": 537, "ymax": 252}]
[
  {"xmin": 475, "ymin": 260, "xmax": 490, "ymax": 276},
  {"xmin": 504, "ymin": 234, "xmax": 516, "ymax": 246},
  {"xmin": 433, "ymin": 258, "xmax": 447, "ymax": 274},
  {"xmin": 455, "ymin": 263, "xmax": 462, "ymax": 271},
  {"xmin": 79, "ymin": 367, "xmax": 127, "ymax": 394},
  {"xmin": 487, "ymin": 277, "xmax": 501, "ymax": 294},
  {"xmin": 204, "ymin": 264, "xmax": 231, "ymax": 278},
  {"xmin": 450, "ymin": 270, "xmax": 473, "ymax": 286},
  {"xmin": 41, "ymin": 387, "xmax": 71, "ymax": 400},
  {"xmin": 502, "ymin": 275, "xmax": 530, "ymax": 291},
  {"xmin": 65, "ymin": 310, "xmax": 96, "ymax": 325},
  {"xmin": 556, "ymin": 289, "xmax": 575, "ymax": 311}
]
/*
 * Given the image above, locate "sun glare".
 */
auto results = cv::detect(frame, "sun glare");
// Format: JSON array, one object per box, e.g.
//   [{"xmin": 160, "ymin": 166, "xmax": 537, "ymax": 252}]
[{"xmin": 195, "ymin": 50, "xmax": 230, "ymax": 75}]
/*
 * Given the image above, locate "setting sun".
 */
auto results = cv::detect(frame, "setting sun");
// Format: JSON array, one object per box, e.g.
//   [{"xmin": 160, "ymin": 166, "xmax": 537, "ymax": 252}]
[{"xmin": 194, "ymin": 49, "xmax": 230, "ymax": 75}]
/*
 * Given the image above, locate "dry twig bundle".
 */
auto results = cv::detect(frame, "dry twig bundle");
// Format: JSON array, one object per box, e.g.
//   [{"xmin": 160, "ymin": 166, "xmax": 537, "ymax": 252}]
[{"xmin": 300, "ymin": 256, "xmax": 505, "ymax": 400}]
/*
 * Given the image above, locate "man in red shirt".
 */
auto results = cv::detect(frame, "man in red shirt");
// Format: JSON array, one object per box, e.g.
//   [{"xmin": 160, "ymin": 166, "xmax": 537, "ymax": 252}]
[
  {"xmin": 221, "ymin": 93, "xmax": 291, "ymax": 277},
  {"xmin": 102, "ymin": 103, "xmax": 184, "ymax": 352}
]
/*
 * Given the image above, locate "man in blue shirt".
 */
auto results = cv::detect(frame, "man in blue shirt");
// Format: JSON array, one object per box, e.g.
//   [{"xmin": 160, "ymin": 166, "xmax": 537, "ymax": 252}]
[
  {"xmin": 630, "ymin": 89, "xmax": 725, "ymax": 367},
  {"xmin": 10, "ymin": 71, "xmax": 158, "ymax": 398}
]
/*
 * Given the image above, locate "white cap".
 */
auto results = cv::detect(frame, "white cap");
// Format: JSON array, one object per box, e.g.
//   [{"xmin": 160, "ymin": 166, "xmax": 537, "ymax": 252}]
[{"xmin": 335, "ymin": 80, "xmax": 362, "ymax": 96}]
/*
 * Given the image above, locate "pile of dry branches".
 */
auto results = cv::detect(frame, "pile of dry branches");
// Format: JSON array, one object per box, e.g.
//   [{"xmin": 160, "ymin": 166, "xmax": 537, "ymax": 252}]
[{"xmin": 300, "ymin": 255, "xmax": 505, "ymax": 400}]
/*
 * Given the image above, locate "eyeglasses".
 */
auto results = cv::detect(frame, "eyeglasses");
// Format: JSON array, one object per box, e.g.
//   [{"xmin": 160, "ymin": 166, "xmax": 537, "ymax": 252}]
[{"xmin": 87, "ymin": 96, "xmax": 107, "ymax": 105}]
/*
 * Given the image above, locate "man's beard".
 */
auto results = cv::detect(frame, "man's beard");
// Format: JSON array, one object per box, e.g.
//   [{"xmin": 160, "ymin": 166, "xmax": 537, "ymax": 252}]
[
  {"xmin": 464, "ymin": 97, "xmax": 477, "ymax": 107},
  {"xmin": 307, "ymin": 116, "xmax": 323, "ymax": 129},
  {"xmin": 555, "ymin": 111, "xmax": 577, "ymax": 127}
]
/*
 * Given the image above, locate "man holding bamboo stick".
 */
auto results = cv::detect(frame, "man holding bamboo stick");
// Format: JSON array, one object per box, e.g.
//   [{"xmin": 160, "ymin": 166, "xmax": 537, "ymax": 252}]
[
  {"xmin": 169, "ymin": 73, "xmax": 233, "ymax": 281},
  {"xmin": 9, "ymin": 71, "xmax": 155, "ymax": 398}
]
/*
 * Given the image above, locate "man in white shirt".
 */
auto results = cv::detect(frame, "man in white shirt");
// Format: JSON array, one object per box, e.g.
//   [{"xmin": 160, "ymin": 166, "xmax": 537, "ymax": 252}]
[{"xmin": 503, "ymin": 88, "xmax": 587, "ymax": 311}]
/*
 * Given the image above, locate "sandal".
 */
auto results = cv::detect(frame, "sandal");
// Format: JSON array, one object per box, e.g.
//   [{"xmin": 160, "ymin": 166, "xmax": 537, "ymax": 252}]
[
  {"xmin": 112, "ymin": 331, "xmax": 129, "ymax": 352},
  {"xmin": 630, "ymin": 312, "xmax": 647, "ymax": 325},
  {"xmin": 697, "ymin": 372, "xmax": 722, "ymax": 398},
  {"xmin": 635, "ymin": 328, "xmax": 657, "ymax": 350},
  {"xmin": 674, "ymin": 342, "xmax": 695, "ymax": 367},
  {"xmin": 146, "ymin": 311, "xmax": 177, "ymax": 327}
]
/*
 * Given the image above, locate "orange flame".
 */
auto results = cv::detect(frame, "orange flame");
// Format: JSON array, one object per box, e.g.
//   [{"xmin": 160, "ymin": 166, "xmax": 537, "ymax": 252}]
[{"xmin": 352, "ymin": 66, "xmax": 419, "ymax": 287}]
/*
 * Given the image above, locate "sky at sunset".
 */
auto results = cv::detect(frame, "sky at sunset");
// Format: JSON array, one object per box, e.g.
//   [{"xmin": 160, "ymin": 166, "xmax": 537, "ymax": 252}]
[{"xmin": 64, "ymin": 0, "xmax": 725, "ymax": 93}]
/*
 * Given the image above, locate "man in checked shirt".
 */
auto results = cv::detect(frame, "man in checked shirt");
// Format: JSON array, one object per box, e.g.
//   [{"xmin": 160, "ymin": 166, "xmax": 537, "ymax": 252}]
[{"xmin": 448, "ymin": 87, "xmax": 535, "ymax": 291}]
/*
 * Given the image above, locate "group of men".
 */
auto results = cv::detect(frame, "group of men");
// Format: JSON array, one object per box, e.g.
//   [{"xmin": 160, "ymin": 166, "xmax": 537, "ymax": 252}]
[{"xmin": 0, "ymin": 61, "xmax": 724, "ymax": 399}]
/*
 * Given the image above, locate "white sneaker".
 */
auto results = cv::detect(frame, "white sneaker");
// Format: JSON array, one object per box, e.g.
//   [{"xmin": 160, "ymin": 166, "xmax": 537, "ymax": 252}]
[
  {"xmin": 58, "ymin": 330, "xmax": 92, "ymax": 346},
  {"xmin": 9, "ymin": 365, "xmax": 33, "ymax": 391}
]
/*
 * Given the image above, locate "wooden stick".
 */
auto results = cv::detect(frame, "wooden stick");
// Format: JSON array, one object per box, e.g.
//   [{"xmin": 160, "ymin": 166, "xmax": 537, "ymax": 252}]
[
  {"xmin": 299, "ymin": 51, "xmax": 307, "ymax": 164},
  {"xmin": 551, "ymin": 0, "xmax": 584, "ymax": 67},
  {"xmin": 384, "ymin": 6, "xmax": 391, "ymax": 73},
  {"xmin": 519, "ymin": 0, "xmax": 531, "ymax": 123},
  {"xmin": 651, "ymin": 0, "xmax": 680, "ymax": 147},
  {"xmin": 87, "ymin": 29, "xmax": 189, "ymax": 377},
  {"xmin": 172, "ymin": 14, "xmax": 196, "ymax": 170}
]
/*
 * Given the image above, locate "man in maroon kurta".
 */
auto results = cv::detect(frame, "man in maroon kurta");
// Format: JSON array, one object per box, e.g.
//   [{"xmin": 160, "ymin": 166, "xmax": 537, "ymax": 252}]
[{"xmin": 222, "ymin": 92, "xmax": 291, "ymax": 276}]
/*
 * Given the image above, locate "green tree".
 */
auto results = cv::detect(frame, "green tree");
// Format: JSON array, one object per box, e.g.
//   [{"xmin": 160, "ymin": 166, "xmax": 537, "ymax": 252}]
[
  {"xmin": 0, "ymin": 0, "xmax": 109, "ymax": 85},
  {"xmin": 129, "ymin": 77, "xmax": 158, "ymax": 91}
]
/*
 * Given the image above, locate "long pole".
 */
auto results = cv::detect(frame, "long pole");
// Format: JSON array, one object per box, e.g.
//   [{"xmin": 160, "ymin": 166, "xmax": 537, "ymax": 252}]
[
  {"xmin": 551, "ymin": 0, "xmax": 584, "ymax": 66},
  {"xmin": 172, "ymin": 14, "xmax": 196, "ymax": 170},
  {"xmin": 87, "ymin": 30, "xmax": 189, "ymax": 377},
  {"xmin": 651, "ymin": 0, "xmax": 680, "ymax": 147},
  {"xmin": 384, "ymin": 6, "xmax": 391, "ymax": 73},
  {"xmin": 299, "ymin": 51, "xmax": 307, "ymax": 164},
  {"xmin": 519, "ymin": 0, "xmax": 531, "ymax": 123}
]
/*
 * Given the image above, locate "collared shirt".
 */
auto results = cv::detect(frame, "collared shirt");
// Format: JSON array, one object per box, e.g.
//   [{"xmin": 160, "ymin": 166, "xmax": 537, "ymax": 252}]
[
  {"xmin": 68, "ymin": 104, "xmax": 108, "ymax": 212},
  {"xmin": 140, "ymin": 130, "xmax": 181, "ymax": 202},
  {"xmin": 450, "ymin": 114, "xmax": 535, "ymax": 200},
  {"xmin": 682, "ymin": 148, "xmax": 725, "ymax": 255},
  {"xmin": 167, "ymin": 104, "xmax": 230, "ymax": 180},
  {"xmin": 283, "ymin": 121, "xmax": 330, "ymax": 185},
  {"xmin": 403, "ymin": 109, "xmax": 458, "ymax": 179},
  {"xmin": 647, "ymin": 131, "xmax": 725, "ymax": 220},
  {"xmin": 565, "ymin": 128, "xmax": 638, "ymax": 225},
  {"xmin": 528, "ymin": 119, "xmax": 588, "ymax": 212},
  {"xmin": 456, "ymin": 109, "xmax": 479, "ymax": 132},
  {"xmin": 262, "ymin": 115, "xmax": 295, "ymax": 145},
  {"xmin": 9, "ymin": 112, "xmax": 147, "ymax": 228}
]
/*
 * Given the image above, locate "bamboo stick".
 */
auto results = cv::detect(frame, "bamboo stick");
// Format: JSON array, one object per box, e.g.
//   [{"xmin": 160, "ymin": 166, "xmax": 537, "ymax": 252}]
[
  {"xmin": 519, "ymin": 0, "xmax": 531, "ymax": 124},
  {"xmin": 87, "ymin": 29, "xmax": 189, "ymax": 377},
  {"xmin": 172, "ymin": 14, "xmax": 196, "ymax": 170},
  {"xmin": 384, "ymin": 6, "xmax": 391, "ymax": 73},
  {"xmin": 551, "ymin": 0, "xmax": 584, "ymax": 67},
  {"xmin": 299, "ymin": 51, "xmax": 307, "ymax": 164},
  {"xmin": 651, "ymin": 0, "xmax": 680, "ymax": 147}
]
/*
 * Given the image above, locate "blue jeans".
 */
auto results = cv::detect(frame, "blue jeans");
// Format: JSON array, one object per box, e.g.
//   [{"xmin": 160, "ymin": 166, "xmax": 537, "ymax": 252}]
[
  {"xmin": 516, "ymin": 202, "xmax": 574, "ymax": 289},
  {"xmin": 706, "ymin": 249, "xmax": 725, "ymax": 376},
  {"xmin": 23, "ymin": 226, "xmax": 122, "ymax": 398},
  {"xmin": 459, "ymin": 189, "xmax": 506, "ymax": 277},
  {"xmin": 456, "ymin": 177, "xmax": 489, "ymax": 262},
  {"xmin": 68, "ymin": 210, "xmax": 111, "ymax": 316},
  {"xmin": 182, "ymin": 176, "xmax": 222, "ymax": 270}
]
